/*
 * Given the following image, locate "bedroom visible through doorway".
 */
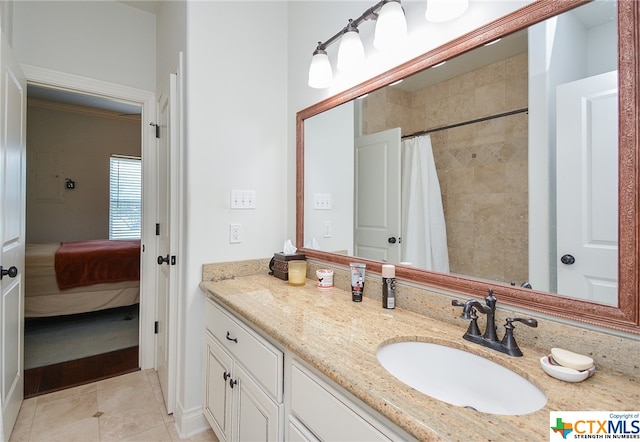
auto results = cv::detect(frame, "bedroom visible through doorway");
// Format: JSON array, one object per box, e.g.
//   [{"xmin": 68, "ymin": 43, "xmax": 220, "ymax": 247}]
[{"xmin": 24, "ymin": 85, "xmax": 143, "ymax": 396}]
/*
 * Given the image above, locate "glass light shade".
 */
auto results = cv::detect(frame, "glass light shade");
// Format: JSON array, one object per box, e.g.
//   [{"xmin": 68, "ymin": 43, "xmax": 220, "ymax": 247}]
[
  {"xmin": 425, "ymin": 0, "xmax": 469, "ymax": 23},
  {"xmin": 337, "ymin": 30, "xmax": 365, "ymax": 72},
  {"xmin": 373, "ymin": 1, "xmax": 407, "ymax": 51},
  {"xmin": 308, "ymin": 50, "xmax": 333, "ymax": 89}
]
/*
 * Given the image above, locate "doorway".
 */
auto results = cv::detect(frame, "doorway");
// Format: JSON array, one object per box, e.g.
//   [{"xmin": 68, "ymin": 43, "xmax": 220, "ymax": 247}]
[{"xmin": 25, "ymin": 80, "xmax": 153, "ymax": 394}]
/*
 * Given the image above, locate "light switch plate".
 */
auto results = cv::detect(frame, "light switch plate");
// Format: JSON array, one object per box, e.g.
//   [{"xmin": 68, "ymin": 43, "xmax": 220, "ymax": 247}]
[
  {"xmin": 313, "ymin": 193, "xmax": 331, "ymax": 210},
  {"xmin": 230, "ymin": 190, "xmax": 256, "ymax": 209}
]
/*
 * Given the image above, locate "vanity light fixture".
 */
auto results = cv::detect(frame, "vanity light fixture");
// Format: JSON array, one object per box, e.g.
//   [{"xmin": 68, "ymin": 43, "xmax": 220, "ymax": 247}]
[
  {"xmin": 337, "ymin": 20, "xmax": 366, "ymax": 72},
  {"xmin": 308, "ymin": 47, "xmax": 333, "ymax": 89},
  {"xmin": 425, "ymin": 0, "xmax": 469, "ymax": 23},
  {"xmin": 308, "ymin": 0, "xmax": 408, "ymax": 88},
  {"xmin": 373, "ymin": 0, "xmax": 408, "ymax": 51}
]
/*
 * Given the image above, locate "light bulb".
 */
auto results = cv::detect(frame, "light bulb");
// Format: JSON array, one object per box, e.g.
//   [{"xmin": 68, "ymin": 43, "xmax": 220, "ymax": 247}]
[
  {"xmin": 308, "ymin": 49, "xmax": 333, "ymax": 89},
  {"xmin": 374, "ymin": 1, "xmax": 407, "ymax": 51},
  {"xmin": 337, "ymin": 28, "xmax": 365, "ymax": 72},
  {"xmin": 425, "ymin": 0, "xmax": 469, "ymax": 23}
]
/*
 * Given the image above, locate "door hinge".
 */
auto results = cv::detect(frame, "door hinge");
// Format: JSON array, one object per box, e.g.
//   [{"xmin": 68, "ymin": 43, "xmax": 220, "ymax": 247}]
[
  {"xmin": 154, "ymin": 321, "xmax": 159, "ymax": 334},
  {"xmin": 150, "ymin": 122, "xmax": 160, "ymax": 138},
  {"xmin": 156, "ymin": 223, "xmax": 160, "ymax": 236}
]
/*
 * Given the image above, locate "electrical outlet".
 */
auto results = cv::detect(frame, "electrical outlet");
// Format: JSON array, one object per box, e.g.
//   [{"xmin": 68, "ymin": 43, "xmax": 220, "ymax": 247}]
[
  {"xmin": 230, "ymin": 190, "xmax": 256, "ymax": 209},
  {"xmin": 229, "ymin": 224, "xmax": 241, "ymax": 243}
]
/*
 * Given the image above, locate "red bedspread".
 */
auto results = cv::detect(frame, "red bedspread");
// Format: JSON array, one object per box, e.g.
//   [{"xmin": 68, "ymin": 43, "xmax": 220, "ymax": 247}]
[{"xmin": 54, "ymin": 239, "xmax": 141, "ymax": 290}]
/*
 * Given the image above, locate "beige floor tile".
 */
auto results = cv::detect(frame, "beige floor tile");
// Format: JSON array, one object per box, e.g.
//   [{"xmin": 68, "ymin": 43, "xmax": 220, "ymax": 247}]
[
  {"xmin": 114, "ymin": 423, "xmax": 173, "ymax": 442},
  {"xmin": 31, "ymin": 390, "xmax": 99, "ymax": 437},
  {"xmin": 30, "ymin": 417, "xmax": 100, "ymax": 442},
  {"xmin": 34, "ymin": 382, "xmax": 97, "ymax": 406},
  {"xmin": 95, "ymin": 370, "xmax": 148, "ymax": 392},
  {"xmin": 8, "ymin": 370, "xmax": 216, "ymax": 442},
  {"xmin": 97, "ymin": 384, "xmax": 165, "ymax": 441}
]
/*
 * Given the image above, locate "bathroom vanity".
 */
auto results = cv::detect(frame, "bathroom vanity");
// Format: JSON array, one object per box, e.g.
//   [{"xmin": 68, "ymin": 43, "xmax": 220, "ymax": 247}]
[{"xmin": 201, "ymin": 264, "xmax": 640, "ymax": 441}]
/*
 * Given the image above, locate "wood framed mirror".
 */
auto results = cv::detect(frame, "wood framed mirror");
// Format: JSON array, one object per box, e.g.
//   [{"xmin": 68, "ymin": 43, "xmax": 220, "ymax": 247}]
[{"xmin": 296, "ymin": 0, "xmax": 639, "ymax": 334}]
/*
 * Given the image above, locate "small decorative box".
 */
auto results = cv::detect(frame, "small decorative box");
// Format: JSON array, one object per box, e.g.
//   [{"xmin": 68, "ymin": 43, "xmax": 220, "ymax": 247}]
[{"xmin": 271, "ymin": 252, "xmax": 306, "ymax": 281}]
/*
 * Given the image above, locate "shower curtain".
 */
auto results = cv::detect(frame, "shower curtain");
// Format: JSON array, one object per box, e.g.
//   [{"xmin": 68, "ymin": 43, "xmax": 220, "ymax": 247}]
[{"xmin": 401, "ymin": 134, "xmax": 450, "ymax": 272}]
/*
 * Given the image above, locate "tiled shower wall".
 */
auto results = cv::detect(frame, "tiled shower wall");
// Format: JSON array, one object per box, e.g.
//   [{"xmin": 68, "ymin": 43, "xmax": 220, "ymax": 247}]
[{"xmin": 362, "ymin": 52, "xmax": 529, "ymax": 285}]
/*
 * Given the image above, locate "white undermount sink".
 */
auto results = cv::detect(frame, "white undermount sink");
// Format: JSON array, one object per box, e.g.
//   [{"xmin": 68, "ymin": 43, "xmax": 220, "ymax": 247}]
[{"xmin": 377, "ymin": 341, "xmax": 547, "ymax": 415}]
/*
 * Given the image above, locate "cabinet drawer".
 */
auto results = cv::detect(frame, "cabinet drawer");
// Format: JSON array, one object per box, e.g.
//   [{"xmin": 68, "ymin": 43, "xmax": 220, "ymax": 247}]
[
  {"xmin": 291, "ymin": 362, "xmax": 391, "ymax": 441},
  {"xmin": 206, "ymin": 299, "xmax": 283, "ymax": 402}
]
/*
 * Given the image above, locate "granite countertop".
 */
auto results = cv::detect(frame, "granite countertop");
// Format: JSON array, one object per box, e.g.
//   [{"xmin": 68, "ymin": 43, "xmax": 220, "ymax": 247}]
[{"xmin": 200, "ymin": 274, "xmax": 640, "ymax": 441}]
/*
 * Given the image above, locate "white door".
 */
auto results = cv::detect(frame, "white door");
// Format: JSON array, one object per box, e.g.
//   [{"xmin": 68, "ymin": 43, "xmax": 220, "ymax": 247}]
[
  {"xmin": 0, "ymin": 33, "xmax": 26, "ymax": 436},
  {"xmin": 556, "ymin": 71, "xmax": 618, "ymax": 305},
  {"xmin": 155, "ymin": 59, "xmax": 182, "ymax": 414},
  {"xmin": 155, "ymin": 88, "xmax": 172, "ymax": 413},
  {"xmin": 354, "ymin": 128, "xmax": 401, "ymax": 263}
]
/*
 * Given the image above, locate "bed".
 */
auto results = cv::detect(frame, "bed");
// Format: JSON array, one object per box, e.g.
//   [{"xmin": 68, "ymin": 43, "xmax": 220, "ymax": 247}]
[{"xmin": 25, "ymin": 239, "xmax": 141, "ymax": 318}]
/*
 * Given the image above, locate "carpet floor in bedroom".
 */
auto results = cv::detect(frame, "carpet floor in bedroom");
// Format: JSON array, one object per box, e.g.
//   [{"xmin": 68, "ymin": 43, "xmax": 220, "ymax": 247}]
[
  {"xmin": 23, "ymin": 305, "xmax": 140, "ymax": 398},
  {"xmin": 24, "ymin": 304, "xmax": 140, "ymax": 370}
]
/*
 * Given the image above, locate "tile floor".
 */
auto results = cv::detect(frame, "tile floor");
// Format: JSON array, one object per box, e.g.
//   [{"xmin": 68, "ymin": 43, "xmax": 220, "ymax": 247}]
[{"xmin": 9, "ymin": 369, "xmax": 218, "ymax": 442}]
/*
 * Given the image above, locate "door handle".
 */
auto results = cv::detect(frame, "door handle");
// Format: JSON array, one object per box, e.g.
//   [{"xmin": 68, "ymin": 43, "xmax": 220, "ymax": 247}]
[
  {"xmin": 561, "ymin": 254, "xmax": 575, "ymax": 265},
  {"xmin": 157, "ymin": 255, "xmax": 169, "ymax": 265},
  {"xmin": 0, "ymin": 266, "xmax": 18, "ymax": 280}
]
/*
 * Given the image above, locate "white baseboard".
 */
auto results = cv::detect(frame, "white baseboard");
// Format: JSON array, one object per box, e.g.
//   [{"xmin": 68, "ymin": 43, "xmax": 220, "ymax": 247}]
[{"xmin": 173, "ymin": 401, "xmax": 210, "ymax": 439}]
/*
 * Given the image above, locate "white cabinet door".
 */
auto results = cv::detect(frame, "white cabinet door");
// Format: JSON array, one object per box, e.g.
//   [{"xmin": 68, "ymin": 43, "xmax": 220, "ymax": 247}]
[
  {"xmin": 204, "ymin": 334, "xmax": 233, "ymax": 442},
  {"xmin": 234, "ymin": 364, "xmax": 281, "ymax": 442}
]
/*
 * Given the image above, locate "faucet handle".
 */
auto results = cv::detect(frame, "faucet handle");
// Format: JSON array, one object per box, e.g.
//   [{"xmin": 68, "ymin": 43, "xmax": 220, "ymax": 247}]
[
  {"xmin": 510, "ymin": 317, "xmax": 538, "ymax": 328},
  {"xmin": 500, "ymin": 317, "xmax": 537, "ymax": 357},
  {"xmin": 451, "ymin": 299, "xmax": 465, "ymax": 307}
]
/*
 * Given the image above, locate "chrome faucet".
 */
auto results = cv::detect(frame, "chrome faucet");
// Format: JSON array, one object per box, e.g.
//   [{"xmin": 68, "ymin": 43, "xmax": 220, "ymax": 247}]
[{"xmin": 452, "ymin": 289, "xmax": 537, "ymax": 357}]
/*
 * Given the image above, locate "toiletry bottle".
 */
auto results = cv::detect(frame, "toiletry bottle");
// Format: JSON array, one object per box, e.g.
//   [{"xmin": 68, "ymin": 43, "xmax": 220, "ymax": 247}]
[
  {"xmin": 350, "ymin": 263, "xmax": 366, "ymax": 302},
  {"xmin": 382, "ymin": 264, "xmax": 396, "ymax": 309}
]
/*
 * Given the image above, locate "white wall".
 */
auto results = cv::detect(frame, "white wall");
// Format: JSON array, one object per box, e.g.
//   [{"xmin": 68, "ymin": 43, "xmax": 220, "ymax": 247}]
[
  {"xmin": 12, "ymin": 1, "xmax": 156, "ymax": 91},
  {"xmin": 26, "ymin": 103, "xmax": 141, "ymax": 242},
  {"xmin": 304, "ymin": 101, "xmax": 354, "ymax": 254},
  {"xmin": 156, "ymin": 0, "xmax": 186, "ymax": 89},
  {"xmin": 179, "ymin": 1, "xmax": 289, "ymax": 433}
]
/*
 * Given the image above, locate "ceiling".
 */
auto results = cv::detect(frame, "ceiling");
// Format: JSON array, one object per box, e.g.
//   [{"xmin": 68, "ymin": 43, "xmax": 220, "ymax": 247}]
[
  {"xmin": 117, "ymin": 1, "xmax": 162, "ymax": 16},
  {"xmin": 28, "ymin": 85, "xmax": 142, "ymax": 115}
]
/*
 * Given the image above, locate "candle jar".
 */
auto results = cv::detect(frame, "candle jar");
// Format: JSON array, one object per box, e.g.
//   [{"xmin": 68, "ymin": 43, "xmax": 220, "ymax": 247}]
[{"xmin": 288, "ymin": 260, "xmax": 307, "ymax": 286}]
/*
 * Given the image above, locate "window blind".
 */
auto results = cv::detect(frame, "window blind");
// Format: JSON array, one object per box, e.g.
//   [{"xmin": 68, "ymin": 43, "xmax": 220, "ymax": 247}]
[{"xmin": 109, "ymin": 156, "xmax": 142, "ymax": 239}]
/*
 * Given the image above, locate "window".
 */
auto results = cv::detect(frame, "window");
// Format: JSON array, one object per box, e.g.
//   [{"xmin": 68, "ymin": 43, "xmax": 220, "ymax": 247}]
[{"xmin": 109, "ymin": 155, "xmax": 142, "ymax": 239}]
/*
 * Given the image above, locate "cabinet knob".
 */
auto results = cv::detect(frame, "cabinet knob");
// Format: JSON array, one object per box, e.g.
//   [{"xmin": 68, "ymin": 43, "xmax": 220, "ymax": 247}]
[
  {"xmin": 229, "ymin": 378, "xmax": 237, "ymax": 388},
  {"xmin": 223, "ymin": 371, "xmax": 231, "ymax": 381}
]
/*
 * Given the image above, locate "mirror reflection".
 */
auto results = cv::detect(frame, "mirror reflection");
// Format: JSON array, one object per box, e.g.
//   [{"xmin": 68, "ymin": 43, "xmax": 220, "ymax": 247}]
[{"xmin": 304, "ymin": 0, "xmax": 618, "ymax": 305}]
